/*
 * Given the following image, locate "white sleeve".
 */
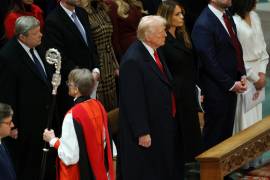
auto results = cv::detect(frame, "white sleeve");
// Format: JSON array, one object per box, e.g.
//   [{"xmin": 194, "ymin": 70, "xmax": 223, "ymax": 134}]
[
  {"xmin": 253, "ymin": 11, "xmax": 269, "ymax": 73},
  {"xmin": 58, "ymin": 112, "xmax": 80, "ymax": 166}
]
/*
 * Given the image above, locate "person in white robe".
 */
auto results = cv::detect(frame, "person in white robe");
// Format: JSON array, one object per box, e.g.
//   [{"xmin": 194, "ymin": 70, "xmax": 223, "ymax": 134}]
[{"xmin": 232, "ymin": 0, "xmax": 269, "ymax": 168}]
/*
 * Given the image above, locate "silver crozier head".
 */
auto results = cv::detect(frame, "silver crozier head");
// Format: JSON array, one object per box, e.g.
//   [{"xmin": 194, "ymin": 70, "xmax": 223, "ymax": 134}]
[{"xmin": 45, "ymin": 48, "xmax": 62, "ymax": 95}]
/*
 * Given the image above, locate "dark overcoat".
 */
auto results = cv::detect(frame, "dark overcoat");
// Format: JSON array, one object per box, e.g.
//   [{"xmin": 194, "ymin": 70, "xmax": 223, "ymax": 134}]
[
  {"xmin": 0, "ymin": 38, "xmax": 54, "ymax": 179},
  {"xmin": 161, "ymin": 32, "xmax": 203, "ymax": 162},
  {"xmin": 119, "ymin": 40, "xmax": 182, "ymax": 180}
]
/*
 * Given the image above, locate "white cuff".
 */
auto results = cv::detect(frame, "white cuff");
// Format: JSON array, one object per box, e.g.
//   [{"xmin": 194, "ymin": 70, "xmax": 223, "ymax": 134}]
[{"xmin": 49, "ymin": 137, "xmax": 58, "ymax": 147}]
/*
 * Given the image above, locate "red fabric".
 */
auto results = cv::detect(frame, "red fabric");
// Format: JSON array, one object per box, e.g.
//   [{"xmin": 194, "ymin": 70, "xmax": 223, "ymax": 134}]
[
  {"xmin": 154, "ymin": 50, "xmax": 176, "ymax": 117},
  {"xmin": 54, "ymin": 139, "xmax": 60, "ymax": 149},
  {"xmin": 56, "ymin": 157, "xmax": 80, "ymax": 180},
  {"xmin": 107, "ymin": 0, "xmax": 143, "ymax": 58},
  {"xmin": 4, "ymin": 4, "xmax": 44, "ymax": 39},
  {"xmin": 223, "ymin": 13, "xmax": 245, "ymax": 72},
  {"xmin": 72, "ymin": 99, "xmax": 115, "ymax": 180}
]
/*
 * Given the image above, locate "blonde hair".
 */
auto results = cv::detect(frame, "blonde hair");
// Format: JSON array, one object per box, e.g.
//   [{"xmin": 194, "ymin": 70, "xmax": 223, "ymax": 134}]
[
  {"xmin": 115, "ymin": 0, "xmax": 147, "ymax": 18},
  {"xmin": 137, "ymin": 15, "xmax": 166, "ymax": 41}
]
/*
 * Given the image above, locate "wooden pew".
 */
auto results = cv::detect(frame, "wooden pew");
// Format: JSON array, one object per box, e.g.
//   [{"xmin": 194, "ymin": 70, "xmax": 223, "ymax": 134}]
[{"xmin": 196, "ymin": 115, "xmax": 270, "ymax": 180}]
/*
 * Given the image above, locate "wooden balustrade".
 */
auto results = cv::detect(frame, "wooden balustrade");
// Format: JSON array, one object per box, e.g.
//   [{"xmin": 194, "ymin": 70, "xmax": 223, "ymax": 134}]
[{"xmin": 196, "ymin": 115, "xmax": 270, "ymax": 180}]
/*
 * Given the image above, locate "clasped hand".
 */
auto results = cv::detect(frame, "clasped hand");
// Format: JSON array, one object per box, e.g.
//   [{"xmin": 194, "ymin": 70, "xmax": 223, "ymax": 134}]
[
  {"xmin": 43, "ymin": 128, "xmax": 55, "ymax": 143},
  {"xmin": 138, "ymin": 134, "xmax": 151, "ymax": 148}
]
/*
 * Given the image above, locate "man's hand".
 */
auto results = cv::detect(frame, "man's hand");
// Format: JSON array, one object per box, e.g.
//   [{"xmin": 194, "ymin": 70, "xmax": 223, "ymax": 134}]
[
  {"xmin": 43, "ymin": 129, "xmax": 56, "ymax": 143},
  {"xmin": 254, "ymin": 73, "xmax": 266, "ymax": 90},
  {"xmin": 232, "ymin": 81, "xmax": 247, "ymax": 93},
  {"xmin": 138, "ymin": 134, "xmax": 151, "ymax": 148},
  {"xmin": 10, "ymin": 128, "xmax": 18, "ymax": 139}
]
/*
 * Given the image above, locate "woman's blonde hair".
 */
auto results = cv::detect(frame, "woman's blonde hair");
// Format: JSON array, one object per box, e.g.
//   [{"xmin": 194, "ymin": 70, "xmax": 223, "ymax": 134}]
[
  {"xmin": 115, "ymin": 0, "xmax": 147, "ymax": 18},
  {"xmin": 157, "ymin": 0, "xmax": 192, "ymax": 48}
]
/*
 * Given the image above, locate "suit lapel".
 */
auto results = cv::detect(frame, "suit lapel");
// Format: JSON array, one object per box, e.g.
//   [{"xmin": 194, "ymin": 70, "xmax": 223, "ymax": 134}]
[
  {"xmin": 207, "ymin": 7, "xmax": 234, "ymax": 48},
  {"xmin": 15, "ymin": 40, "xmax": 50, "ymax": 87},
  {"xmin": 138, "ymin": 42, "xmax": 171, "ymax": 87},
  {"xmin": 58, "ymin": 6, "xmax": 88, "ymax": 47}
]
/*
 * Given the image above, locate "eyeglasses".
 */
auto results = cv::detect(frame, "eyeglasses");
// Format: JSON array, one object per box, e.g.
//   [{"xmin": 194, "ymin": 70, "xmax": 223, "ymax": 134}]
[{"xmin": 0, "ymin": 120, "xmax": 13, "ymax": 126}]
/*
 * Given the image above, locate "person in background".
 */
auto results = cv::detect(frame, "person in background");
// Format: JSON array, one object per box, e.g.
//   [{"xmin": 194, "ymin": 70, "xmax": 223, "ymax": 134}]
[
  {"xmin": 107, "ymin": 0, "xmax": 147, "ymax": 60},
  {"xmin": 4, "ymin": 0, "xmax": 44, "ymax": 39},
  {"xmin": 80, "ymin": 0, "xmax": 119, "ymax": 111},
  {"xmin": 0, "ymin": 103, "xmax": 16, "ymax": 180},
  {"xmin": 191, "ymin": 0, "xmax": 247, "ymax": 151},
  {"xmin": 43, "ymin": 68, "xmax": 115, "ymax": 180},
  {"xmin": 43, "ymin": 0, "xmax": 100, "ymax": 123},
  {"xmin": 119, "ymin": 15, "xmax": 183, "ymax": 180},
  {"xmin": 157, "ymin": 0, "xmax": 202, "ymax": 166},
  {"xmin": 232, "ymin": 0, "xmax": 269, "ymax": 169}
]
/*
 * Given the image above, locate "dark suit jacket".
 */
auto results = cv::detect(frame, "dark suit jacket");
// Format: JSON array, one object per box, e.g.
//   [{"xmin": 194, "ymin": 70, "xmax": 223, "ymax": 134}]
[
  {"xmin": 119, "ymin": 40, "xmax": 182, "ymax": 180},
  {"xmin": 191, "ymin": 6, "xmax": 245, "ymax": 149},
  {"xmin": 0, "ymin": 38, "xmax": 54, "ymax": 179},
  {"xmin": 0, "ymin": 143, "xmax": 16, "ymax": 180},
  {"xmin": 43, "ymin": 4, "xmax": 100, "ymax": 120}
]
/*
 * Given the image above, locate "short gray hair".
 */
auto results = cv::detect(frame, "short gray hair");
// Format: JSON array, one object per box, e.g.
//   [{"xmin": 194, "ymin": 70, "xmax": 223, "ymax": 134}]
[
  {"xmin": 68, "ymin": 68, "xmax": 95, "ymax": 96},
  {"xmin": 137, "ymin": 15, "xmax": 167, "ymax": 41},
  {"xmin": 0, "ymin": 103, "xmax": 13, "ymax": 122},
  {"xmin": 15, "ymin": 16, "xmax": 40, "ymax": 37}
]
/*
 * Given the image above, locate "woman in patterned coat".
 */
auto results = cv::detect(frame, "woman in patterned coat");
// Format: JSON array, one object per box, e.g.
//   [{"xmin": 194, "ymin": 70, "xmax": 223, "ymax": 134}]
[{"xmin": 80, "ymin": 0, "xmax": 119, "ymax": 111}]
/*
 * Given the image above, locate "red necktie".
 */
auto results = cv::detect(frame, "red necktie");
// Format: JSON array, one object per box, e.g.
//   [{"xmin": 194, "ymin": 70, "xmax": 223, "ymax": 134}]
[
  {"xmin": 223, "ymin": 13, "xmax": 245, "ymax": 72},
  {"xmin": 153, "ymin": 50, "xmax": 176, "ymax": 118}
]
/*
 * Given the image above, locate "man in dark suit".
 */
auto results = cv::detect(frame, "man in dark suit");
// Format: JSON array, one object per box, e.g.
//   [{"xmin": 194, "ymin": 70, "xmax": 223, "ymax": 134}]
[
  {"xmin": 119, "ymin": 15, "xmax": 182, "ymax": 180},
  {"xmin": 191, "ymin": 0, "xmax": 247, "ymax": 150},
  {"xmin": 0, "ymin": 103, "xmax": 16, "ymax": 180},
  {"xmin": 0, "ymin": 16, "xmax": 54, "ymax": 180},
  {"xmin": 43, "ymin": 0, "xmax": 100, "ymax": 122}
]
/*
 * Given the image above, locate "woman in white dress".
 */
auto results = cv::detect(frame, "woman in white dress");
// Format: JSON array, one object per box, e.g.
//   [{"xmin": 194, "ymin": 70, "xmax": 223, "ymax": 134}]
[{"xmin": 232, "ymin": 0, "xmax": 269, "ymax": 168}]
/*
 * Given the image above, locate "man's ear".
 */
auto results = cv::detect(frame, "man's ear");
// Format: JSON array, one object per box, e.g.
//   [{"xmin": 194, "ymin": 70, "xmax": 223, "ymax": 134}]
[{"xmin": 18, "ymin": 34, "xmax": 25, "ymax": 42}]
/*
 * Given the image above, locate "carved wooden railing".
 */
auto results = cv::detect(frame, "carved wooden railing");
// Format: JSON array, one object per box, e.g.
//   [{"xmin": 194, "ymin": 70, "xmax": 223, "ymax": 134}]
[{"xmin": 196, "ymin": 115, "xmax": 270, "ymax": 180}]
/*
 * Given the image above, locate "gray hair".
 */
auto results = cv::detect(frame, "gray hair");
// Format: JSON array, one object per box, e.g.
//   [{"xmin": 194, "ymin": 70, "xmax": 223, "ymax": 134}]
[
  {"xmin": 137, "ymin": 15, "xmax": 167, "ymax": 41},
  {"xmin": 15, "ymin": 16, "xmax": 40, "ymax": 37},
  {"xmin": 68, "ymin": 68, "xmax": 95, "ymax": 96},
  {"xmin": 0, "ymin": 103, "xmax": 13, "ymax": 122}
]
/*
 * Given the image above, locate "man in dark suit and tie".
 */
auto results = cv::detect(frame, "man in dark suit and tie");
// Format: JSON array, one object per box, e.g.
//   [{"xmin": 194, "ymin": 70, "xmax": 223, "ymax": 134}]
[
  {"xmin": 0, "ymin": 16, "xmax": 54, "ymax": 180},
  {"xmin": 0, "ymin": 103, "xmax": 16, "ymax": 180},
  {"xmin": 191, "ymin": 0, "xmax": 247, "ymax": 150},
  {"xmin": 119, "ymin": 15, "xmax": 183, "ymax": 180},
  {"xmin": 43, "ymin": 0, "xmax": 100, "ymax": 122}
]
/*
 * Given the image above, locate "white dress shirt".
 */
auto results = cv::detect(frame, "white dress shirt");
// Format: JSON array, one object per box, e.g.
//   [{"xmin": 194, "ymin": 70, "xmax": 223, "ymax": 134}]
[
  {"xmin": 18, "ymin": 40, "xmax": 47, "ymax": 74},
  {"xmin": 208, "ymin": 4, "xmax": 230, "ymax": 35}
]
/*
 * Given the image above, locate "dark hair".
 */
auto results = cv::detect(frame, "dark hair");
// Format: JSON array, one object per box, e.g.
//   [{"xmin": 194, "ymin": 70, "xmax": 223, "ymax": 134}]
[
  {"xmin": 157, "ymin": 0, "xmax": 192, "ymax": 48},
  {"xmin": 231, "ymin": 0, "xmax": 256, "ymax": 19},
  {"xmin": 11, "ymin": 0, "xmax": 32, "ymax": 12},
  {"xmin": 0, "ymin": 103, "xmax": 13, "ymax": 122}
]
